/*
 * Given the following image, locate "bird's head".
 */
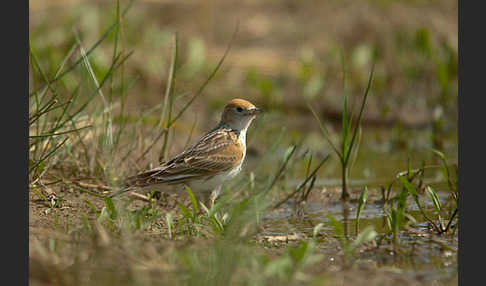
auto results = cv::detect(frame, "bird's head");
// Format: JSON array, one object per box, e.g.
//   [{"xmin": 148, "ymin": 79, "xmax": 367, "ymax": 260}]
[{"xmin": 220, "ymin": 98, "xmax": 263, "ymax": 131}]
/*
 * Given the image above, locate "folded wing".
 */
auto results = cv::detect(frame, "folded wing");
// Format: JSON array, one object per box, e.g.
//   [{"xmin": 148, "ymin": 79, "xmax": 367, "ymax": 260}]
[{"xmin": 125, "ymin": 128, "xmax": 244, "ymax": 187}]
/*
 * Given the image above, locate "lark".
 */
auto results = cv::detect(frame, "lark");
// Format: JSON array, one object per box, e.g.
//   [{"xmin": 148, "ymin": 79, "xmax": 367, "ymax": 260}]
[{"xmin": 111, "ymin": 98, "xmax": 262, "ymax": 208}]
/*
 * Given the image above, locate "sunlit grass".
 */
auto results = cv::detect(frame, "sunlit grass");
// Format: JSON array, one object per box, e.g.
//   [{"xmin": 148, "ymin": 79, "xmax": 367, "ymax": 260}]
[{"xmin": 29, "ymin": 1, "xmax": 458, "ymax": 285}]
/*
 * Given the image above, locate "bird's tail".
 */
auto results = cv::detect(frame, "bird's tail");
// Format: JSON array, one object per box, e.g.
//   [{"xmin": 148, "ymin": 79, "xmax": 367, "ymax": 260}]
[
  {"xmin": 108, "ymin": 168, "xmax": 166, "ymax": 197},
  {"xmin": 108, "ymin": 171, "xmax": 152, "ymax": 197},
  {"xmin": 108, "ymin": 186, "xmax": 135, "ymax": 198}
]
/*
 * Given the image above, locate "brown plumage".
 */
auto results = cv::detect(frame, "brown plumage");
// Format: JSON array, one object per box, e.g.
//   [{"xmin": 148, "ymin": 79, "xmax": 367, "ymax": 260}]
[
  {"xmin": 111, "ymin": 98, "xmax": 262, "ymax": 207},
  {"xmin": 124, "ymin": 128, "xmax": 244, "ymax": 187}
]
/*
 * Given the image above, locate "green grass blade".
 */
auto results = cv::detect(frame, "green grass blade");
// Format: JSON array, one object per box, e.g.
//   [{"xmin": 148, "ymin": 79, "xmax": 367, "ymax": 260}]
[
  {"xmin": 86, "ymin": 199, "xmax": 100, "ymax": 218},
  {"xmin": 348, "ymin": 125, "xmax": 362, "ymax": 175},
  {"xmin": 355, "ymin": 186, "xmax": 368, "ymax": 234},
  {"xmin": 166, "ymin": 213, "xmax": 173, "ymax": 239},
  {"xmin": 29, "ymin": 125, "xmax": 92, "ymax": 139},
  {"xmin": 344, "ymin": 62, "xmax": 375, "ymax": 164},
  {"xmin": 273, "ymin": 154, "xmax": 330, "ymax": 209},
  {"xmin": 426, "ymin": 186, "xmax": 442, "ymax": 213},
  {"xmin": 313, "ymin": 223, "xmax": 325, "ymax": 239},
  {"xmin": 178, "ymin": 203, "xmax": 193, "ymax": 221},
  {"xmin": 184, "ymin": 185, "xmax": 198, "ymax": 218},
  {"xmin": 103, "ymin": 196, "xmax": 117, "ymax": 220},
  {"xmin": 400, "ymin": 176, "xmax": 418, "ymax": 197},
  {"xmin": 29, "ymin": 137, "xmax": 69, "ymax": 175},
  {"xmin": 169, "ymin": 22, "xmax": 239, "ymax": 126},
  {"xmin": 431, "ymin": 149, "xmax": 456, "ymax": 192},
  {"xmin": 207, "ymin": 194, "xmax": 231, "ymax": 218},
  {"xmin": 400, "ymin": 177, "xmax": 443, "ymax": 233},
  {"xmin": 45, "ymin": 0, "xmax": 135, "ymax": 86},
  {"xmin": 342, "ymin": 95, "xmax": 349, "ymax": 159},
  {"xmin": 327, "ymin": 215, "xmax": 344, "ymax": 243},
  {"xmin": 308, "ymin": 104, "xmax": 342, "ymax": 161},
  {"xmin": 159, "ymin": 34, "xmax": 178, "ymax": 161},
  {"xmin": 350, "ymin": 225, "xmax": 377, "ymax": 252},
  {"xmin": 265, "ymin": 145, "xmax": 297, "ymax": 194}
]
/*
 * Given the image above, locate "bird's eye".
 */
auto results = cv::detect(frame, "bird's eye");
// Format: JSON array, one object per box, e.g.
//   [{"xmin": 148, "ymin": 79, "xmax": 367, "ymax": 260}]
[{"xmin": 236, "ymin": 107, "xmax": 243, "ymax": 112}]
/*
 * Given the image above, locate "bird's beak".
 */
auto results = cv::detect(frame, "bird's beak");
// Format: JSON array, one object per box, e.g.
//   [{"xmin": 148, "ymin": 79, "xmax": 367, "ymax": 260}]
[{"xmin": 249, "ymin": 107, "xmax": 263, "ymax": 115}]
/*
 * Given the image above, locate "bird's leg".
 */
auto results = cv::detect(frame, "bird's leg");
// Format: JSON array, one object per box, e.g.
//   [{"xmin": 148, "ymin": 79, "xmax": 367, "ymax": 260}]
[
  {"xmin": 193, "ymin": 187, "xmax": 222, "ymax": 212},
  {"xmin": 208, "ymin": 186, "xmax": 222, "ymax": 210}
]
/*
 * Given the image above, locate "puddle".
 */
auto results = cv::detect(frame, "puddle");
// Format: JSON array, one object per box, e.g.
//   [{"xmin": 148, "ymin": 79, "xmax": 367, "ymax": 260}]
[{"xmin": 260, "ymin": 189, "xmax": 457, "ymax": 277}]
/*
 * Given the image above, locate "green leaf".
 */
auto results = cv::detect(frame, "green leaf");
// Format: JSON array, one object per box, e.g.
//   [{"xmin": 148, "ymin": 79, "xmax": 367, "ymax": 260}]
[
  {"xmin": 166, "ymin": 213, "xmax": 173, "ymax": 239},
  {"xmin": 103, "ymin": 197, "xmax": 117, "ymax": 220},
  {"xmin": 350, "ymin": 225, "xmax": 377, "ymax": 251},
  {"xmin": 86, "ymin": 199, "xmax": 100, "ymax": 218},
  {"xmin": 355, "ymin": 186, "xmax": 368, "ymax": 234},
  {"xmin": 342, "ymin": 93, "xmax": 349, "ymax": 157},
  {"xmin": 327, "ymin": 215, "xmax": 344, "ymax": 239},
  {"xmin": 431, "ymin": 149, "xmax": 456, "ymax": 192},
  {"xmin": 34, "ymin": 188, "xmax": 47, "ymax": 203},
  {"xmin": 208, "ymin": 195, "xmax": 230, "ymax": 218},
  {"xmin": 210, "ymin": 216, "xmax": 224, "ymax": 234},
  {"xmin": 427, "ymin": 186, "xmax": 442, "ymax": 213},
  {"xmin": 184, "ymin": 185, "xmax": 198, "ymax": 218},
  {"xmin": 313, "ymin": 223, "xmax": 325, "ymax": 238},
  {"xmin": 400, "ymin": 176, "xmax": 418, "ymax": 197},
  {"xmin": 284, "ymin": 145, "xmax": 296, "ymax": 162},
  {"xmin": 356, "ymin": 186, "xmax": 368, "ymax": 220},
  {"xmin": 344, "ymin": 63, "xmax": 374, "ymax": 164},
  {"xmin": 289, "ymin": 241, "xmax": 310, "ymax": 264},
  {"xmin": 200, "ymin": 202, "xmax": 210, "ymax": 216},
  {"xmin": 308, "ymin": 104, "xmax": 342, "ymax": 160},
  {"xmin": 178, "ymin": 203, "xmax": 192, "ymax": 220}
]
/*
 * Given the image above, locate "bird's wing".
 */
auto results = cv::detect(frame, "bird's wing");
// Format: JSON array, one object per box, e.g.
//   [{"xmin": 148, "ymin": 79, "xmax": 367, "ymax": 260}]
[{"xmin": 125, "ymin": 128, "xmax": 244, "ymax": 187}]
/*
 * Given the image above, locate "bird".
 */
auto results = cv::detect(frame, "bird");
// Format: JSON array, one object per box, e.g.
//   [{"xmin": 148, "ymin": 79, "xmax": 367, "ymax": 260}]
[{"xmin": 110, "ymin": 98, "xmax": 263, "ymax": 209}]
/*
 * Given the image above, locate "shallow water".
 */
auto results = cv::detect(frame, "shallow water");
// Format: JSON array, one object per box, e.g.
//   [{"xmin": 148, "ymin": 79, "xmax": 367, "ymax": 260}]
[{"xmin": 260, "ymin": 188, "xmax": 457, "ymax": 278}]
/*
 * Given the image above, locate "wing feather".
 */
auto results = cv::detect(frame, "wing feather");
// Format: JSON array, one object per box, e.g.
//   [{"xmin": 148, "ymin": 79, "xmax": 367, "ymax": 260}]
[{"xmin": 125, "ymin": 128, "xmax": 244, "ymax": 187}]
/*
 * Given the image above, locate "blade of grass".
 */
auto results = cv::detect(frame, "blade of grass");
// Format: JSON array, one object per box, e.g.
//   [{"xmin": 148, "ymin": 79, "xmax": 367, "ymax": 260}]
[
  {"xmin": 54, "ymin": 51, "xmax": 134, "ymax": 135},
  {"xmin": 103, "ymin": 197, "xmax": 117, "ymax": 220},
  {"xmin": 341, "ymin": 53, "xmax": 350, "ymax": 157},
  {"xmin": 400, "ymin": 176, "xmax": 442, "ymax": 233},
  {"xmin": 355, "ymin": 186, "xmax": 368, "ymax": 235},
  {"xmin": 29, "ymin": 125, "xmax": 92, "ymax": 139},
  {"xmin": 29, "ymin": 137, "xmax": 69, "ymax": 175},
  {"xmin": 426, "ymin": 186, "xmax": 442, "ymax": 214},
  {"xmin": 348, "ymin": 125, "xmax": 362, "ymax": 174},
  {"xmin": 273, "ymin": 154, "xmax": 330, "ymax": 209},
  {"xmin": 431, "ymin": 149, "xmax": 456, "ymax": 193},
  {"xmin": 74, "ymin": 29, "xmax": 113, "ymax": 146},
  {"xmin": 29, "ymin": 99, "xmax": 58, "ymax": 124},
  {"xmin": 442, "ymin": 208, "xmax": 458, "ymax": 234},
  {"xmin": 159, "ymin": 34, "xmax": 178, "ymax": 161},
  {"xmin": 184, "ymin": 185, "xmax": 198, "ymax": 218},
  {"xmin": 427, "ymin": 186, "xmax": 445, "ymax": 229},
  {"xmin": 308, "ymin": 104, "xmax": 342, "ymax": 160},
  {"xmin": 178, "ymin": 203, "xmax": 193, "ymax": 221},
  {"xmin": 343, "ymin": 63, "xmax": 375, "ymax": 163},
  {"xmin": 264, "ymin": 145, "xmax": 297, "ymax": 195},
  {"xmin": 86, "ymin": 199, "xmax": 100, "ymax": 218},
  {"xmin": 166, "ymin": 213, "xmax": 174, "ymax": 239},
  {"xmin": 168, "ymin": 22, "xmax": 239, "ymax": 126},
  {"xmin": 342, "ymin": 92, "xmax": 349, "ymax": 157},
  {"xmin": 35, "ymin": 0, "xmax": 136, "ymax": 90}
]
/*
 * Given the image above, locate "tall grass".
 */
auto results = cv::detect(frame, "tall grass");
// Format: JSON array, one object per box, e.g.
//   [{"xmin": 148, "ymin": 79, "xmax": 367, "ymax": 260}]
[
  {"xmin": 309, "ymin": 62, "xmax": 375, "ymax": 200},
  {"xmin": 29, "ymin": 2, "xmax": 458, "ymax": 285}
]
